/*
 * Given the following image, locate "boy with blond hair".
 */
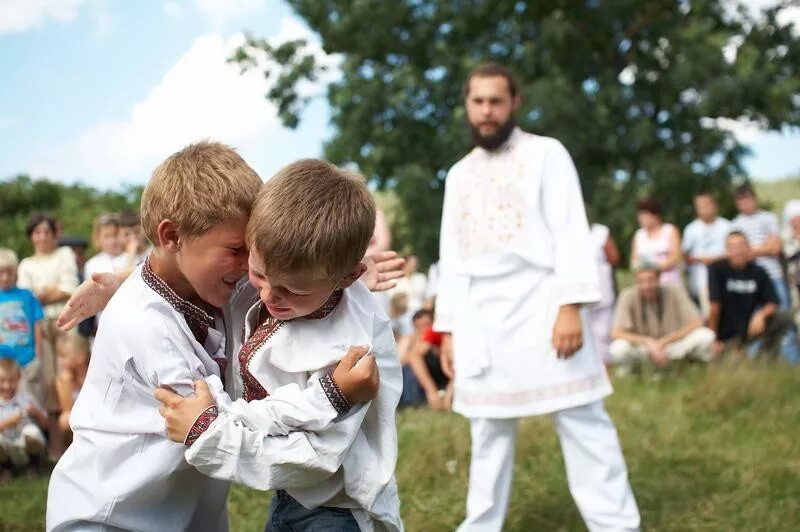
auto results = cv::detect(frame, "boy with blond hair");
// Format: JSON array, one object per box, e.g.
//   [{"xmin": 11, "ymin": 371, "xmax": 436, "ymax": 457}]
[
  {"xmin": 46, "ymin": 143, "xmax": 379, "ymax": 532},
  {"xmin": 157, "ymin": 160, "xmax": 403, "ymax": 531},
  {"xmin": 0, "ymin": 248, "xmax": 45, "ymax": 401},
  {"xmin": 0, "ymin": 357, "xmax": 48, "ymax": 473}
]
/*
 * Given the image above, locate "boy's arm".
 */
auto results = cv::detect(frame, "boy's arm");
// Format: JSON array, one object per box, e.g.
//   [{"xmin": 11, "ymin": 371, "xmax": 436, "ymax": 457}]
[
  {"xmin": 185, "ymin": 387, "xmax": 370, "ymax": 491},
  {"xmin": 157, "ymin": 345, "xmax": 378, "ymax": 437}
]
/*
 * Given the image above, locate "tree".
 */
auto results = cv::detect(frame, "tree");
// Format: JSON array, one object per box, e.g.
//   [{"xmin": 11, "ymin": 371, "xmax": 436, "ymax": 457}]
[
  {"xmin": 232, "ymin": 0, "xmax": 800, "ymax": 265},
  {"xmin": 0, "ymin": 175, "xmax": 142, "ymax": 258}
]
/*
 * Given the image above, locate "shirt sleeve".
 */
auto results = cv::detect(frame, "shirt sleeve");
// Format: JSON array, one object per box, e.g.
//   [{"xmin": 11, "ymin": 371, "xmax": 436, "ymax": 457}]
[
  {"xmin": 57, "ymin": 248, "xmax": 79, "ymax": 295},
  {"xmin": 433, "ymin": 167, "xmax": 461, "ymax": 332},
  {"xmin": 185, "ymin": 369, "xmax": 370, "ymax": 491},
  {"xmin": 762, "ymin": 212, "xmax": 779, "ymax": 236},
  {"xmin": 540, "ymin": 140, "xmax": 601, "ymax": 306},
  {"xmin": 27, "ymin": 291, "xmax": 44, "ymax": 322},
  {"xmin": 759, "ymin": 268, "xmax": 779, "ymax": 305},
  {"xmin": 682, "ymin": 224, "xmax": 695, "ymax": 254},
  {"xmin": 16, "ymin": 260, "xmax": 33, "ymax": 291},
  {"xmin": 707, "ymin": 262, "xmax": 723, "ymax": 302},
  {"xmin": 612, "ymin": 289, "xmax": 635, "ymax": 331}
]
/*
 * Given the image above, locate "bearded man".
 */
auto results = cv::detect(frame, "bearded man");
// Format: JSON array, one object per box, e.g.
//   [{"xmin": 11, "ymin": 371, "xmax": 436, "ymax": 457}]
[{"xmin": 435, "ymin": 63, "xmax": 641, "ymax": 531}]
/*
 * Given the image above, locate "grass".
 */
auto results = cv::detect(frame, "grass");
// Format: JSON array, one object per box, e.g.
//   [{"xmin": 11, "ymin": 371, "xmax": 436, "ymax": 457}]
[
  {"xmin": 2, "ymin": 362, "xmax": 799, "ymax": 531},
  {"xmin": 754, "ymin": 178, "xmax": 800, "ymax": 218}
]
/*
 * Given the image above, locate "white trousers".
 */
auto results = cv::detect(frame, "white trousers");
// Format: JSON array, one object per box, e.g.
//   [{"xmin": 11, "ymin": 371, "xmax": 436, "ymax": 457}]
[
  {"xmin": 609, "ymin": 327, "xmax": 715, "ymax": 365},
  {"xmin": 458, "ymin": 401, "xmax": 640, "ymax": 532}
]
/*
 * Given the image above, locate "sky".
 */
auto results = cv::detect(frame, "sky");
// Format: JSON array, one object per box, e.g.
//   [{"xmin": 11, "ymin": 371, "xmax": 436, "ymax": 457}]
[{"xmin": 0, "ymin": 0, "xmax": 799, "ymax": 191}]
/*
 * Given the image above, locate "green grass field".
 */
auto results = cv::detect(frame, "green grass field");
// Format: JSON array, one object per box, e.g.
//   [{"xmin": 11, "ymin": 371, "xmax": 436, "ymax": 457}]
[{"xmin": 1, "ymin": 362, "xmax": 799, "ymax": 531}]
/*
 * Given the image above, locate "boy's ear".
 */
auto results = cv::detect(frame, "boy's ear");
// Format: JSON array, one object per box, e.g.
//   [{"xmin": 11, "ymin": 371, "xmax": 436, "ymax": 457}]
[
  {"xmin": 337, "ymin": 262, "xmax": 368, "ymax": 289},
  {"xmin": 155, "ymin": 219, "xmax": 181, "ymax": 253}
]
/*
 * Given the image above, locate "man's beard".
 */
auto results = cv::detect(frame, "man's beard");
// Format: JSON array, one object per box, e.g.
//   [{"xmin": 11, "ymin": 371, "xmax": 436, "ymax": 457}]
[{"xmin": 470, "ymin": 117, "xmax": 516, "ymax": 151}]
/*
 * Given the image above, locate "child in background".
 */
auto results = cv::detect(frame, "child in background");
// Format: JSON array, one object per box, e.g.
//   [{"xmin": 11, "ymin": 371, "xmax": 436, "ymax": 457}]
[
  {"xmin": 114, "ymin": 211, "xmax": 151, "ymax": 272},
  {"xmin": 54, "ymin": 335, "xmax": 89, "ymax": 437},
  {"xmin": 0, "ymin": 248, "xmax": 45, "ymax": 401},
  {"xmin": 84, "ymin": 213, "xmax": 123, "ymax": 281},
  {"xmin": 0, "ymin": 358, "xmax": 48, "ymax": 476}
]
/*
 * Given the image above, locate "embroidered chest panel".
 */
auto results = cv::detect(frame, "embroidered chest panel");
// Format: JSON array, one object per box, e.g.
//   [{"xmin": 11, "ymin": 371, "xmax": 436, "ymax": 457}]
[
  {"xmin": 238, "ymin": 317, "xmax": 284, "ymax": 402},
  {"xmin": 456, "ymin": 154, "xmax": 530, "ymax": 258}
]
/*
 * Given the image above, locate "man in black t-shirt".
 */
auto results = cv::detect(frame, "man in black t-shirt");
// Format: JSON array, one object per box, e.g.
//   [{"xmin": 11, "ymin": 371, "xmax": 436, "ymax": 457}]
[{"xmin": 708, "ymin": 231, "xmax": 800, "ymax": 362}]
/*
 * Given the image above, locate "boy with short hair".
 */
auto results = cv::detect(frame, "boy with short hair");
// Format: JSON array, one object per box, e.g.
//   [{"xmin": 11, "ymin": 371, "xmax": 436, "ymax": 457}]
[
  {"xmin": 0, "ymin": 357, "xmax": 48, "ymax": 472},
  {"xmin": 46, "ymin": 143, "xmax": 379, "ymax": 532},
  {"xmin": 158, "ymin": 160, "xmax": 403, "ymax": 531},
  {"xmin": 0, "ymin": 248, "xmax": 45, "ymax": 401}
]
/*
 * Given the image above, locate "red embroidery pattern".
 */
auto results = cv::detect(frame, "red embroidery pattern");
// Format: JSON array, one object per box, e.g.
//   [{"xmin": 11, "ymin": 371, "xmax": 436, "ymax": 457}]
[
  {"xmin": 184, "ymin": 405, "xmax": 218, "ymax": 446},
  {"xmin": 238, "ymin": 290, "xmax": 344, "ymax": 403},
  {"xmin": 141, "ymin": 258, "xmax": 214, "ymax": 344},
  {"xmin": 239, "ymin": 315, "xmax": 284, "ymax": 402}
]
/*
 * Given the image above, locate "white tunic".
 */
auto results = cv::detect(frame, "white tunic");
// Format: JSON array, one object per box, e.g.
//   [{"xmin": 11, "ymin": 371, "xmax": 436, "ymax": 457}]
[
  {"xmin": 46, "ymin": 265, "xmax": 339, "ymax": 532},
  {"xmin": 186, "ymin": 281, "xmax": 403, "ymax": 532},
  {"xmin": 434, "ymin": 128, "xmax": 612, "ymax": 419}
]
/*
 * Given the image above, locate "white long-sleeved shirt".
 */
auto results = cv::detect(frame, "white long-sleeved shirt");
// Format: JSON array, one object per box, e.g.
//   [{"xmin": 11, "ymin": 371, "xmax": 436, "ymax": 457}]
[
  {"xmin": 434, "ymin": 129, "xmax": 610, "ymax": 418},
  {"xmin": 186, "ymin": 281, "xmax": 404, "ymax": 532}
]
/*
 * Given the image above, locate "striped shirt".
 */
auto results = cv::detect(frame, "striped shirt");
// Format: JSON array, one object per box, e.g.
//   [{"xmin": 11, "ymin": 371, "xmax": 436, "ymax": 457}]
[{"xmin": 731, "ymin": 210, "xmax": 783, "ymax": 280}]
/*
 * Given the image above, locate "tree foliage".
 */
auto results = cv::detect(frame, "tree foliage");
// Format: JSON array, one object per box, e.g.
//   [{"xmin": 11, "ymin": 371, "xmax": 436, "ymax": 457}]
[
  {"xmin": 0, "ymin": 175, "xmax": 142, "ymax": 258},
  {"xmin": 232, "ymin": 0, "xmax": 800, "ymax": 264}
]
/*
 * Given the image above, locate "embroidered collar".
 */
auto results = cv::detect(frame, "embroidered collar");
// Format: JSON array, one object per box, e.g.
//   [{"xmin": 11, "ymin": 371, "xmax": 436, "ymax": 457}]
[
  {"xmin": 141, "ymin": 257, "xmax": 214, "ymax": 344},
  {"xmin": 305, "ymin": 289, "xmax": 344, "ymax": 320}
]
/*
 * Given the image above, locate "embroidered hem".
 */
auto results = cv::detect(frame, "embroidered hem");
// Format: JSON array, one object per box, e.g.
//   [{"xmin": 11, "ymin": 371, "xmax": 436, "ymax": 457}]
[
  {"xmin": 458, "ymin": 374, "xmax": 608, "ymax": 407},
  {"xmin": 184, "ymin": 405, "xmax": 219, "ymax": 446}
]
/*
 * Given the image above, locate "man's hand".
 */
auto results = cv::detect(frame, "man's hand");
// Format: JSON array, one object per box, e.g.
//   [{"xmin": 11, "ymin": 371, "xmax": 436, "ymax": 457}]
[
  {"xmin": 362, "ymin": 251, "xmax": 405, "ymax": 292},
  {"xmin": 440, "ymin": 333, "xmax": 454, "ymax": 379},
  {"xmin": 426, "ymin": 389, "xmax": 446, "ymax": 411},
  {"xmin": 57, "ymin": 272, "xmax": 121, "ymax": 330},
  {"xmin": 155, "ymin": 380, "xmax": 215, "ymax": 443},
  {"xmin": 646, "ymin": 339, "xmax": 668, "ymax": 367},
  {"xmin": 552, "ymin": 304, "xmax": 583, "ymax": 358},
  {"xmin": 332, "ymin": 346, "xmax": 380, "ymax": 404},
  {"xmin": 748, "ymin": 312, "xmax": 767, "ymax": 338}
]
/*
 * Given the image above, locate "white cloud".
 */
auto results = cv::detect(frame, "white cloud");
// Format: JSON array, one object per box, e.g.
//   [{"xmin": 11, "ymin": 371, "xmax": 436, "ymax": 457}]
[
  {"xmin": 0, "ymin": 0, "xmax": 87, "ymax": 35},
  {"xmin": 195, "ymin": 0, "xmax": 264, "ymax": 24},
  {"xmin": 32, "ymin": 19, "xmax": 338, "ymax": 188},
  {"xmin": 164, "ymin": 1, "xmax": 185, "ymax": 19}
]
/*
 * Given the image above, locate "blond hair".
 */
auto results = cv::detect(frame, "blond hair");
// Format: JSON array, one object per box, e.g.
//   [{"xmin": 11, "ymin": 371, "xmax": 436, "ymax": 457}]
[
  {"xmin": 141, "ymin": 141, "xmax": 263, "ymax": 243},
  {"xmin": 0, "ymin": 248, "xmax": 18, "ymax": 270},
  {"xmin": 0, "ymin": 357, "xmax": 21, "ymax": 378},
  {"xmin": 90, "ymin": 213, "xmax": 120, "ymax": 250},
  {"xmin": 247, "ymin": 159, "xmax": 376, "ymax": 279},
  {"xmin": 56, "ymin": 334, "xmax": 91, "ymax": 358}
]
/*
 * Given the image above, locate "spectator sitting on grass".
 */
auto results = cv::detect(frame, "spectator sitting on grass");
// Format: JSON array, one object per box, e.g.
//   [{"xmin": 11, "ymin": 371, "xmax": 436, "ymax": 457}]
[
  {"xmin": 708, "ymin": 231, "xmax": 800, "ymax": 363},
  {"xmin": 397, "ymin": 309, "xmax": 434, "ymax": 407},
  {"xmin": 610, "ymin": 262, "xmax": 715, "ymax": 371},
  {"xmin": 406, "ymin": 312, "xmax": 452, "ymax": 410},
  {"xmin": 54, "ymin": 334, "xmax": 90, "ymax": 438}
]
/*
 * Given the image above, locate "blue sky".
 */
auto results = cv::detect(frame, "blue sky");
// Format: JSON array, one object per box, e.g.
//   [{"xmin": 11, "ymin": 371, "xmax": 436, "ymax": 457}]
[{"xmin": 0, "ymin": 0, "xmax": 798, "ymax": 190}]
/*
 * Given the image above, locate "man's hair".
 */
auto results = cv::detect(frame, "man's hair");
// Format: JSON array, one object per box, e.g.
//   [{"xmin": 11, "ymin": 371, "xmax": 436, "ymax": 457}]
[
  {"xmin": 693, "ymin": 190, "xmax": 716, "ymax": 201},
  {"xmin": 247, "ymin": 159, "xmax": 376, "ymax": 279},
  {"xmin": 118, "ymin": 211, "xmax": 140, "ymax": 229},
  {"xmin": 412, "ymin": 309, "xmax": 433, "ymax": 323},
  {"xmin": 25, "ymin": 214, "xmax": 57, "ymax": 238},
  {"xmin": 464, "ymin": 63, "xmax": 520, "ymax": 98},
  {"xmin": 0, "ymin": 247, "xmax": 19, "ymax": 270},
  {"xmin": 636, "ymin": 198, "xmax": 663, "ymax": 217},
  {"xmin": 727, "ymin": 230, "xmax": 749, "ymax": 243},
  {"xmin": 734, "ymin": 183, "xmax": 756, "ymax": 197},
  {"xmin": 0, "ymin": 357, "xmax": 21, "ymax": 377},
  {"xmin": 140, "ymin": 141, "xmax": 262, "ymax": 243}
]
